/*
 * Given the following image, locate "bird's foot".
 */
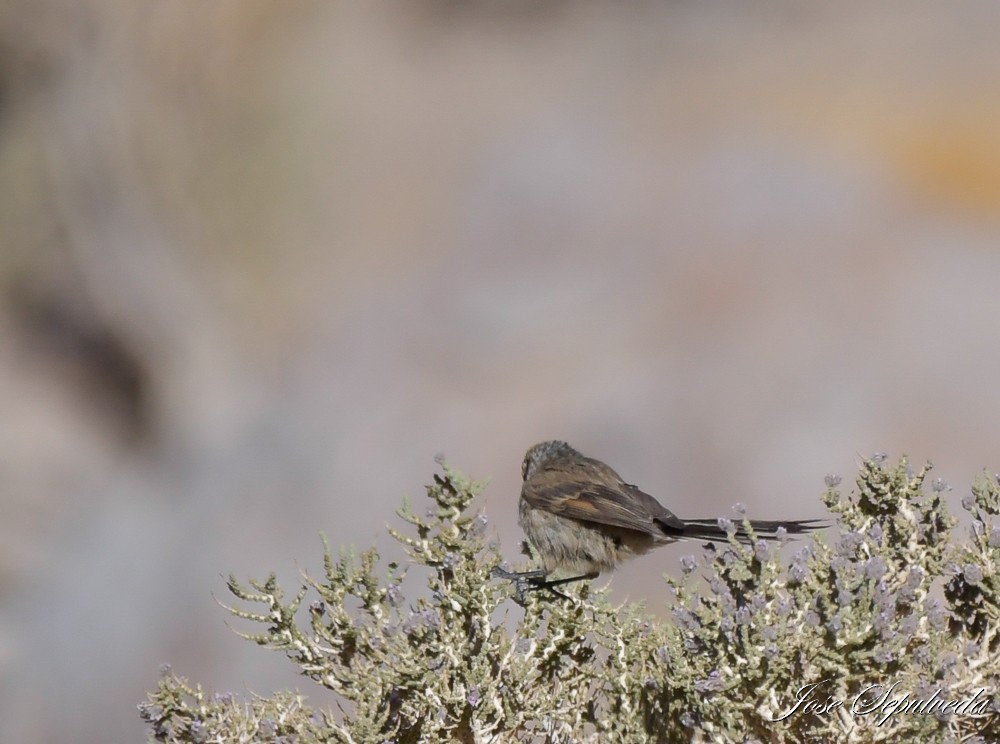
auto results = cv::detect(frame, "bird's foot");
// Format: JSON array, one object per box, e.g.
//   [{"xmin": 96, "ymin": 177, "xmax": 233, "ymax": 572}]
[{"xmin": 491, "ymin": 565, "xmax": 550, "ymax": 602}]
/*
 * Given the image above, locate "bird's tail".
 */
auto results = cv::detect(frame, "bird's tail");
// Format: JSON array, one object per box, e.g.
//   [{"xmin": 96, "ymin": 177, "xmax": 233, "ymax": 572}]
[{"xmin": 677, "ymin": 518, "xmax": 825, "ymax": 544}]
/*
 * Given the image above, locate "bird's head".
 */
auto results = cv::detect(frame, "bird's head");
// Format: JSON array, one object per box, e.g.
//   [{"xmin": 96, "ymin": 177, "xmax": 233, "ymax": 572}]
[{"xmin": 521, "ymin": 440, "xmax": 579, "ymax": 481}]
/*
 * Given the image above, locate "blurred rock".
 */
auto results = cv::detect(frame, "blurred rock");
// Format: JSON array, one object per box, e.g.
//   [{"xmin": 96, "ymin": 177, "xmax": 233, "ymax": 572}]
[{"xmin": 2, "ymin": 2, "xmax": 1000, "ymax": 741}]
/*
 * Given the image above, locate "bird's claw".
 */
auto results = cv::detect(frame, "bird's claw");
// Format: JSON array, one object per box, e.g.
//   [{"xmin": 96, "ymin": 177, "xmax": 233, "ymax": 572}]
[{"xmin": 491, "ymin": 565, "xmax": 577, "ymax": 602}]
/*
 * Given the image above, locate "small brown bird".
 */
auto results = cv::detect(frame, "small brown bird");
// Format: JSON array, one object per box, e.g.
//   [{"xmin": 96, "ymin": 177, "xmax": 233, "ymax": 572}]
[{"xmin": 498, "ymin": 440, "xmax": 824, "ymax": 592}]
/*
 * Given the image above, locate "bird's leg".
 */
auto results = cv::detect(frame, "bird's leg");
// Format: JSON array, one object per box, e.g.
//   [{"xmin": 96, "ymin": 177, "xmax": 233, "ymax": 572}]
[
  {"xmin": 532, "ymin": 572, "xmax": 599, "ymax": 590},
  {"xmin": 491, "ymin": 566, "xmax": 549, "ymax": 582},
  {"xmin": 491, "ymin": 566, "xmax": 548, "ymax": 601},
  {"xmin": 528, "ymin": 573, "xmax": 600, "ymax": 601},
  {"xmin": 491, "ymin": 566, "xmax": 598, "ymax": 601}
]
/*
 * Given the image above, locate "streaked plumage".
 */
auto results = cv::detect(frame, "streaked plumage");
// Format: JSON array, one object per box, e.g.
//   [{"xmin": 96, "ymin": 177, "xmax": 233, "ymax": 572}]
[{"xmin": 518, "ymin": 440, "xmax": 823, "ymax": 579}]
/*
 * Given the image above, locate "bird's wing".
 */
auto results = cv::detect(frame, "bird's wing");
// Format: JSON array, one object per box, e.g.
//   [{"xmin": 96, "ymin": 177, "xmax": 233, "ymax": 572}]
[{"xmin": 522, "ymin": 457, "xmax": 685, "ymax": 535}]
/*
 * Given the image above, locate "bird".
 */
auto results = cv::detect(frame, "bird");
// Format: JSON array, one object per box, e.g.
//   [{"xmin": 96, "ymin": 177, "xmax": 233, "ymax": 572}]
[{"xmin": 495, "ymin": 440, "xmax": 824, "ymax": 593}]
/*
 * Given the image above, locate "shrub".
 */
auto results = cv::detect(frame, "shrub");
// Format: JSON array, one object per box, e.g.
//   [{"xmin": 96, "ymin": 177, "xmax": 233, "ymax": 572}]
[{"xmin": 140, "ymin": 456, "xmax": 1000, "ymax": 743}]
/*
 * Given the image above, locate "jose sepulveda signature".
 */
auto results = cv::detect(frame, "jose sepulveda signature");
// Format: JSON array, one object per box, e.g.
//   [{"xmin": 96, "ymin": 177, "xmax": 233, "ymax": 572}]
[{"xmin": 772, "ymin": 679, "xmax": 993, "ymax": 726}]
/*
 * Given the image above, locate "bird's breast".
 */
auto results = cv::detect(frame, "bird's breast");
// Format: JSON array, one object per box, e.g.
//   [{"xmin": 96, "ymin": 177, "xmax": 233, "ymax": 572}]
[{"xmin": 518, "ymin": 499, "xmax": 656, "ymax": 575}]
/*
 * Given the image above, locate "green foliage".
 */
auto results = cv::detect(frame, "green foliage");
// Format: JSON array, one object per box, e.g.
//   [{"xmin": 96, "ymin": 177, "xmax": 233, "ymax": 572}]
[{"xmin": 141, "ymin": 457, "xmax": 1000, "ymax": 743}]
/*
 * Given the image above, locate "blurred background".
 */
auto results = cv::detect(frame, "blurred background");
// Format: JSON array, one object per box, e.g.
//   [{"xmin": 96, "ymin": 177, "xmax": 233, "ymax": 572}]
[{"xmin": 2, "ymin": 1, "xmax": 1000, "ymax": 740}]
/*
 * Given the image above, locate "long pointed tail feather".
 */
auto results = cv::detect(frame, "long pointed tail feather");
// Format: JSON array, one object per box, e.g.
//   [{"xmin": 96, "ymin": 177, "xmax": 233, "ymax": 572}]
[{"xmin": 675, "ymin": 518, "xmax": 826, "ymax": 543}]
